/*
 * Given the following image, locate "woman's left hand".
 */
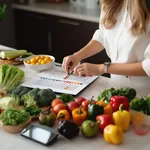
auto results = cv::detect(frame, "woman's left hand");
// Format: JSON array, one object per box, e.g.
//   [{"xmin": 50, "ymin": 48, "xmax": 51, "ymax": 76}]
[{"xmin": 74, "ymin": 63, "xmax": 104, "ymax": 76}]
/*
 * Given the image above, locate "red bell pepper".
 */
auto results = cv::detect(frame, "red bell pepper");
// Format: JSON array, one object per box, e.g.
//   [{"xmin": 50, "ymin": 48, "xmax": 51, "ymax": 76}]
[
  {"xmin": 96, "ymin": 114, "xmax": 114, "ymax": 132},
  {"xmin": 110, "ymin": 96, "xmax": 129, "ymax": 112}
]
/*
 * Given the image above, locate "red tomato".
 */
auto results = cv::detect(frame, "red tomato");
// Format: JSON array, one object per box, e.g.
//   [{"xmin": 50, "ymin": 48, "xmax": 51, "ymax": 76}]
[
  {"xmin": 52, "ymin": 103, "xmax": 67, "ymax": 114},
  {"xmin": 51, "ymin": 98, "xmax": 63, "ymax": 108},
  {"xmin": 75, "ymin": 96, "xmax": 86, "ymax": 105},
  {"xmin": 81, "ymin": 100, "xmax": 89, "ymax": 110}
]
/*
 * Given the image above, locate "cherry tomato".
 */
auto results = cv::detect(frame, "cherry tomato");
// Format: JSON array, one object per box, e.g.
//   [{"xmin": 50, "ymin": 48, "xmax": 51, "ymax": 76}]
[
  {"xmin": 36, "ymin": 56, "xmax": 41, "ymax": 60},
  {"xmin": 45, "ymin": 56, "xmax": 52, "ymax": 61},
  {"xmin": 30, "ymin": 57, "xmax": 37, "ymax": 63},
  {"xmin": 26, "ymin": 60, "xmax": 31, "ymax": 64}
]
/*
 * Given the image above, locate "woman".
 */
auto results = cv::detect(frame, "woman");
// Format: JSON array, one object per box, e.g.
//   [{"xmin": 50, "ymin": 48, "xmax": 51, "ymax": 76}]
[{"xmin": 62, "ymin": 0, "xmax": 150, "ymax": 88}]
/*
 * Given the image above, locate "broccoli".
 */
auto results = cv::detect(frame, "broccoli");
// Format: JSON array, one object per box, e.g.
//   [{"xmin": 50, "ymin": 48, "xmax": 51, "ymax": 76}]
[
  {"xmin": 28, "ymin": 88, "xmax": 40, "ymax": 95},
  {"xmin": 21, "ymin": 88, "xmax": 56, "ymax": 107},
  {"xmin": 10, "ymin": 85, "xmax": 32, "ymax": 96},
  {"xmin": 10, "ymin": 85, "xmax": 24, "ymax": 95},
  {"xmin": 21, "ymin": 88, "xmax": 40, "ymax": 107},
  {"xmin": 37, "ymin": 89, "xmax": 56, "ymax": 107},
  {"xmin": 19, "ymin": 87, "xmax": 32, "ymax": 97},
  {"xmin": 10, "ymin": 85, "xmax": 32, "ymax": 105},
  {"xmin": 130, "ymin": 97, "xmax": 148, "ymax": 114}
]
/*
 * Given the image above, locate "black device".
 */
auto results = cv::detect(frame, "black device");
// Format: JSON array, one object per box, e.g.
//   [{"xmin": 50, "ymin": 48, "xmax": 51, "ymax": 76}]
[{"xmin": 20, "ymin": 124, "xmax": 59, "ymax": 146}]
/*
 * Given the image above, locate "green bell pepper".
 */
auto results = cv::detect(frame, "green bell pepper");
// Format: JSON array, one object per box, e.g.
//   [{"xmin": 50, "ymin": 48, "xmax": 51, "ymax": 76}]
[{"xmin": 87, "ymin": 103, "xmax": 104, "ymax": 121}]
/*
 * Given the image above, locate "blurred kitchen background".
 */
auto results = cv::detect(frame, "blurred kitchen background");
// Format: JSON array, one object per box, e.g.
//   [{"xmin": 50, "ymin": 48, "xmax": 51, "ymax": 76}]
[{"xmin": 0, "ymin": 0, "xmax": 110, "ymax": 66}]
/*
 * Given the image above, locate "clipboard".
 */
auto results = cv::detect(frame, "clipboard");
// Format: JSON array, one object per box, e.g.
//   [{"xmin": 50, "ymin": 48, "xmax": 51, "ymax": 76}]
[{"xmin": 21, "ymin": 66, "xmax": 99, "ymax": 95}]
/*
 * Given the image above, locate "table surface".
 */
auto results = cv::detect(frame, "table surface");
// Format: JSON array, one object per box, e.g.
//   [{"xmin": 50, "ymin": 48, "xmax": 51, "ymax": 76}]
[{"xmin": 0, "ymin": 45, "xmax": 150, "ymax": 150}]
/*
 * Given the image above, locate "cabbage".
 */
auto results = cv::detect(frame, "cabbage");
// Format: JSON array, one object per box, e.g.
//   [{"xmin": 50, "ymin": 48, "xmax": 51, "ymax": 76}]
[
  {"xmin": 0, "ymin": 96, "xmax": 20, "ymax": 110},
  {"xmin": 0, "ymin": 64, "xmax": 25, "ymax": 95}
]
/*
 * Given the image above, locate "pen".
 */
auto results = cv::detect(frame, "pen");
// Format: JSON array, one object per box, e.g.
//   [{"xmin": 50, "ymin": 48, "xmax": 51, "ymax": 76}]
[
  {"xmin": 67, "ymin": 60, "xmax": 84, "ymax": 75},
  {"xmin": 67, "ymin": 61, "xmax": 73, "ymax": 75}
]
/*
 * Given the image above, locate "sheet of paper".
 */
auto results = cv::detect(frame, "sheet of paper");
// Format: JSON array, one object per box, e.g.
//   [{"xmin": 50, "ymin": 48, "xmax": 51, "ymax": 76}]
[{"xmin": 21, "ymin": 66, "xmax": 99, "ymax": 95}]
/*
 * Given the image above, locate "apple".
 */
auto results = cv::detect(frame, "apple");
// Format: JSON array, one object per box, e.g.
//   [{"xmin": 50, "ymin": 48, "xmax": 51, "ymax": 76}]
[
  {"xmin": 75, "ymin": 96, "xmax": 87, "ymax": 105},
  {"xmin": 67, "ymin": 101, "xmax": 80, "ymax": 112}
]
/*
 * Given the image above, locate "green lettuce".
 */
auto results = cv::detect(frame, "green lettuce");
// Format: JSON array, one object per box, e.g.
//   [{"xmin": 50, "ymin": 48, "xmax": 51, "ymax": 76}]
[{"xmin": 0, "ymin": 64, "xmax": 25, "ymax": 95}]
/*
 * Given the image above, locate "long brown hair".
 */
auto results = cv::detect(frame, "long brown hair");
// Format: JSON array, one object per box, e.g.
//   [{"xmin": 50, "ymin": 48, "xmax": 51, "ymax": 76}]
[{"xmin": 100, "ymin": 0, "xmax": 150, "ymax": 36}]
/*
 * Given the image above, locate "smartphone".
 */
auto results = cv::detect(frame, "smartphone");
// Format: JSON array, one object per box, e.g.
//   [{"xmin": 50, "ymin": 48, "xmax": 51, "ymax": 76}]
[{"xmin": 20, "ymin": 124, "xmax": 59, "ymax": 146}]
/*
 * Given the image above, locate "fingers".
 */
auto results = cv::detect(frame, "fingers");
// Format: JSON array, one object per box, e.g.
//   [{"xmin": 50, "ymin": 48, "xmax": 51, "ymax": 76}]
[
  {"xmin": 62, "ymin": 56, "xmax": 72, "ymax": 73},
  {"xmin": 74, "ymin": 65, "xmax": 85, "ymax": 77},
  {"xmin": 62, "ymin": 55, "xmax": 81, "ymax": 74},
  {"xmin": 74, "ymin": 63, "xmax": 94, "ymax": 77}
]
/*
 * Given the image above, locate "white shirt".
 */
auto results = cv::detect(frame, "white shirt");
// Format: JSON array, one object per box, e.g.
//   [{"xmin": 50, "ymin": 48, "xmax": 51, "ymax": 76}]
[{"xmin": 92, "ymin": 1, "xmax": 150, "ymax": 88}]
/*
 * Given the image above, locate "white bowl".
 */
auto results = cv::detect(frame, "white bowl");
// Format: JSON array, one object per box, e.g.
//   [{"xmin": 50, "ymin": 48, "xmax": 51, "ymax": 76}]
[{"xmin": 23, "ymin": 55, "xmax": 55, "ymax": 72}]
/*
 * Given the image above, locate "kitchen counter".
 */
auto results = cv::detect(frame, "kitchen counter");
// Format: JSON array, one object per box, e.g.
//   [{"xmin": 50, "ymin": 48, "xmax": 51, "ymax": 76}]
[
  {"xmin": 12, "ymin": 2, "xmax": 100, "ymax": 23},
  {"xmin": 0, "ymin": 45, "xmax": 150, "ymax": 149}
]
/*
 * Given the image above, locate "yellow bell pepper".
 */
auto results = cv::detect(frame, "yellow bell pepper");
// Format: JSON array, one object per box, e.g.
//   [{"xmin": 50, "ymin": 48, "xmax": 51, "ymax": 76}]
[
  {"xmin": 113, "ymin": 104, "xmax": 131, "ymax": 132},
  {"xmin": 104, "ymin": 124, "xmax": 123, "ymax": 145}
]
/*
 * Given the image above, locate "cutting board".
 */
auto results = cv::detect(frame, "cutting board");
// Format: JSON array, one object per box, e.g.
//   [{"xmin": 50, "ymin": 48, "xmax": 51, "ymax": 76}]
[{"xmin": 0, "ymin": 58, "xmax": 23, "ymax": 65}]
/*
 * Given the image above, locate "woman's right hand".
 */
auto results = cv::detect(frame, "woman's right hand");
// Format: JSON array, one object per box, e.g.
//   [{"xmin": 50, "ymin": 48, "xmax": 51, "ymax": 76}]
[{"xmin": 62, "ymin": 54, "xmax": 81, "ymax": 74}]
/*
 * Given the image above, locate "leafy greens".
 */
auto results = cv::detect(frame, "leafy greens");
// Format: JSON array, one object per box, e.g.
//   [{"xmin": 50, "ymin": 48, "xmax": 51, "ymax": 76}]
[
  {"xmin": 0, "ymin": 108, "xmax": 30, "ymax": 125},
  {"xmin": 0, "ymin": 64, "xmax": 25, "ymax": 95}
]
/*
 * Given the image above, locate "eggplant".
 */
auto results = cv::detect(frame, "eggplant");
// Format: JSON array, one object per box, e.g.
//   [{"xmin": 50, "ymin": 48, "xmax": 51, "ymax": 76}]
[{"xmin": 58, "ymin": 120, "xmax": 80, "ymax": 139}]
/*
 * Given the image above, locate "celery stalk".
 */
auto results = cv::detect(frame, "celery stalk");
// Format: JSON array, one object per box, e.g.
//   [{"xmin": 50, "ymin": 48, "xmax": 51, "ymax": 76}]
[{"xmin": 0, "ymin": 50, "xmax": 27, "ymax": 59}]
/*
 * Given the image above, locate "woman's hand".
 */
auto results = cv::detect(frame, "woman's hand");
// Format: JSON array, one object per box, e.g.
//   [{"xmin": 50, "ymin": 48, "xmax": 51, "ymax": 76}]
[
  {"xmin": 74, "ymin": 63, "xmax": 104, "ymax": 76},
  {"xmin": 62, "ymin": 54, "xmax": 81, "ymax": 74}
]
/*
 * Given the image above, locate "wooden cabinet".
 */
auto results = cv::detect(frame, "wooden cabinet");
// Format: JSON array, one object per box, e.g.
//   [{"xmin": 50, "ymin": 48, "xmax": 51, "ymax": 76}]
[
  {"xmin": 13, "ymin": 9, "xmax": 110, "ymax": 65},
  {"xmin": 48, "ymin": 16, "xmax": 110, "ymax": 64},
  {"xmin": 14, "ymin": 10, "xmax": 49, "ymax": 54},
  {"xmin": 49, "ymin": 17, "xmax": 86, "ymax": 63}
]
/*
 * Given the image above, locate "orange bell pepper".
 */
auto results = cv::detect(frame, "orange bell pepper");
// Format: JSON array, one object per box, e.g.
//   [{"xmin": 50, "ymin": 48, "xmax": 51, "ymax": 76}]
[
  {"xmin": 72, "ymin": 106, "xmax": 87, "ymax": 126},
  {"xmin": 57, "ymin": 109, "xmax": 70, "ymax": 121},
  {"xmin": 96, "ymin": 101, "xmax": 113, "ymax": 114}
]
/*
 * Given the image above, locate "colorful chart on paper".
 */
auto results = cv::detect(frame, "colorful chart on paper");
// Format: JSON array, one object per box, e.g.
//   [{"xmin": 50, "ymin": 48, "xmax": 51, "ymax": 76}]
[{"xmin": 22, "ymin": 66, "xmax": 99, "ymax": 95}]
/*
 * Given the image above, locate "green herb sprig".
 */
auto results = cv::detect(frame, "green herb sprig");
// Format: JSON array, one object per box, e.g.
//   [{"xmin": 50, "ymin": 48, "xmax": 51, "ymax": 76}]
[{"xmin": 0, "ymin": 4, "xmax": 7, "ymax": 22}]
